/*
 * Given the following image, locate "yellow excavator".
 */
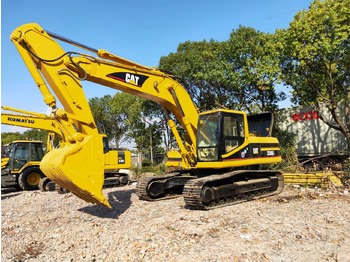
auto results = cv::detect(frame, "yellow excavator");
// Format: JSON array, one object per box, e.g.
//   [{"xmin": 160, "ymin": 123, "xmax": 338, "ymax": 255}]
[
  {"xmin": 8, "ymin": 23, "xmax": 283, "ymax": 209},
  {"xmin": 1, "ymin": 106, "xmax": 132, "ymax": 190}
]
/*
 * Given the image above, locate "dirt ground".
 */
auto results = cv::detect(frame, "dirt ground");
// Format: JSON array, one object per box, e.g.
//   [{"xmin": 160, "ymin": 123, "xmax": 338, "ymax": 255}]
[{"xmin": 1, "ymin": 184, "xmax": 350, "ymax": 262}]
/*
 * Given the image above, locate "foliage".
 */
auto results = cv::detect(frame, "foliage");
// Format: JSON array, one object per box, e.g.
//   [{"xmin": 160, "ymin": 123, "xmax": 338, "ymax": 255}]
[
  {"xmin": 89, "ymin": 94, "xmax": 129, "ymax": 147},
  {"xmin": 141, "ymin": 98, "xmax": 177, "ymax": 152},
  {"xmin": 1, "ymin": 132, "xmax": 22, "ymax": 145},
  {"xmin": 89, "ymin": 92, "xmax": 167, "ymax": 160},
  {"xmin": 141, "ymin": 121, "xmax": 164, "ymax": 156},
  {"xmin": 122, "ymin": 94, "xmax": 151, "ymax": 157},
  {"xmin": 1, "ymin": 129, "xmax": 49, "ymax": 145},
  {"xmin": 225, "ymin": 27, "xmax": 286, "ymax": 113},
  {"xmin": 278, "ymin": 0, "xmax": 350, "ymax": 154},
  {"xmin": 132, "ymin": 163, "xmax": 167, "ymax": 180},
  {"xmin": 114, "ymin": 94, "xmax": 165, "ymax": 161},
  {"xmin": 273, "ymin": 127, "xmax": 300, "ymax": 172},
  {"xmin": 158, "ymin": 27, "xmax": 285, "ymax": 113},
  {"xmin": 259, "ymin": 118, "xmax": 300, "ymax": 172},
  {"xmin": 89, "ymin": 95, "xmax": 112, "ymax": 135},
  {"xmin": 22, "ymin": 129, "xmax": 49, "ymax": 142},
  {"xmin": 142, "ymin": 158, "xmax": 152, "ymax": 167},
  {"xmin": 159, "ymin": 39, "xmax": 227, "ymax": 110}
]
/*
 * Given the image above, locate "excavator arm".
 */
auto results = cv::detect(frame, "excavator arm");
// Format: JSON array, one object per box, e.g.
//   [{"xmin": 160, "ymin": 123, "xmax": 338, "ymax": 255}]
[{"xmin": 10, "ymin": 23, "xmax": 200, "ymax": 207}]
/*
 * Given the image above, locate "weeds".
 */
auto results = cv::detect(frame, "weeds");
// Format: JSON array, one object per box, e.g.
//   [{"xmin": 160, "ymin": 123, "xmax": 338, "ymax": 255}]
[{"xmin": 132, "ymin": 163, "xmax": 167, "ymax": 179}]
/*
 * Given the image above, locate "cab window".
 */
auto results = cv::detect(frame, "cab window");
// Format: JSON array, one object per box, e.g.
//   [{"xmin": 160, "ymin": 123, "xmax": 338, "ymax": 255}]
[
  {"xmin": 197, "ymin": 113, "xmax": 219, "ymax": 161},
  {"xmin": 103, "ymin": 136, "xmax": 109, "ymax": 154},
  {"xmin": 31, "ymin": 143, "xmax": 44, "ymax": 161},
  {"xmin": 222, "ymin": 114, "xmax": 245, "ymax": 154},
  {"xmin": 13, "ymin": 143, "xmax": 29, "ymax": 169}
]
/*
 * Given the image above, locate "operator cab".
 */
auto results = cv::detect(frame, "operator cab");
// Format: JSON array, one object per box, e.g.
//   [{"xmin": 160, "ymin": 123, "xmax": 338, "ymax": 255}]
[
  {"xmin": 197, "ymin": 110, "xmax": 246, "ymax": 162},
  {"xmin": 7, "ymin": 141, "xmax": 44, "ymax": 170}
]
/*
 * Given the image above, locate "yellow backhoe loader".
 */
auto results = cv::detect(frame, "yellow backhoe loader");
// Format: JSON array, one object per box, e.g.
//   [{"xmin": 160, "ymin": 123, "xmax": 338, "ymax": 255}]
[
  {"xmin": 8, "ymin": 23, "xmax": 283, "ymax": 209},
  {"xmin": 1, "ymin": 139, "xmax": 45, "ymax": 190},
  {"xmin": 1, "ymin": 106, "xmax": 132, "ymax": 190}
]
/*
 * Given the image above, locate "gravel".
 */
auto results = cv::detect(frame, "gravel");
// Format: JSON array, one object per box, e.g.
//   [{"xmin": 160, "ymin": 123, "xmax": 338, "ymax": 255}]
[{"xmin": 1, "ymin": 184, "xmax": 350, "ymax": 262}]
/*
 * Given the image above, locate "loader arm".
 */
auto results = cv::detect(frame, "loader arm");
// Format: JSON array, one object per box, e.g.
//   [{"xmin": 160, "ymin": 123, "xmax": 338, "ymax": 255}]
[
  {"xmin": 10, "ymin": 23, "xmax": 200, "ymax": 207},
  {"xmin": 1, "ymin": 106, "xmax": 64, "ymax": 141}
]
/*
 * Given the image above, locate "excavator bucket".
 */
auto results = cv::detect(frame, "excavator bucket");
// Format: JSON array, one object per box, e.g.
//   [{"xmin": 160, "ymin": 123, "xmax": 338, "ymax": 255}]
[{"xmin": 40, "ymin": 135, "xmax": 111, "ymax": 208}]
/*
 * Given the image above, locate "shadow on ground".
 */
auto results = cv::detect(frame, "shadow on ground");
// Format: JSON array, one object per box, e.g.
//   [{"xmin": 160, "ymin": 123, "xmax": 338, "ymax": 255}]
[
  {"xmin": 1, "ymin": 187, "xmax": 21, "ymax": 200},
  {"xmin": 78, "ymin": 188, "xmax": 136, "ymax": 219}
]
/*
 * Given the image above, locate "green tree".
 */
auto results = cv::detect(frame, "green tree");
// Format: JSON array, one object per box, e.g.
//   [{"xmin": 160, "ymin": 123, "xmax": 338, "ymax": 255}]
[
  {"xmin": 89, "ymin": 94, "xmax": 129, "ymax": 148},
  {"xmin": 159, "ymin": 39, "xmax": 225, "ymax": 110},
  {"xmin": 89, "ymin": 92, "xmax": 168, "ymax": 158},
  {"xmin": 141, "ymin": 100, "xmax": 176, "ymax": 152},
  {"xmin": 123, "ymin": 94, "xmax": 151, "ymax": 162},
  {"xmin": 122, "ymin": 95, "xmax": 166, "ymax": 162},
  {"xmin": 141, "ymin": 122, "xmax": 163, "ymax": 164},
  {"xmin": 22, "ymin": 129, "xmax": 49, "ymax": 142},
  {"xmin": 89, "ymin": 95, "xmax": 113, "ymax": 136},
  {"xmin": 1, "ymin": 129, "xmax": 49, "ymax": 145},
  {"xmin": 109, "ymin": 93, "xmax": 136, "ymax": 147},
  {"xmin": 278, "ymin": 0, "xmax": 350, "ymax": 155},
  {"xmin": 225, "ymin": 27, "xmax": 285, "ymax": 113},
  {"xmin": 158, "ymin": 28, "xmax": 285, "ymax": 113},
  {"xmin": 1, "ymin": 132, "xmax": 22, "ymax": 145}
]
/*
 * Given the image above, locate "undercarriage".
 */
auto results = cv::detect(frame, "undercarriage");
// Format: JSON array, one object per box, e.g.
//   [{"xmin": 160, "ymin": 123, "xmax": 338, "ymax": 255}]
[{"xmin": 136, "ymin": 170, "xmax": 284, "ymax": 210}]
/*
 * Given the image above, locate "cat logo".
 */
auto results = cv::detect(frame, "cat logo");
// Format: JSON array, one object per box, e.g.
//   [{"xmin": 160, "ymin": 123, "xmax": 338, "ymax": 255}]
[
  {"xmin": 107, "ymin": 72, "xmax": 149, "ymax": 87},
  {"xmin": 125, "ymin": 73, "xmax": 139, "ymax": 86}
]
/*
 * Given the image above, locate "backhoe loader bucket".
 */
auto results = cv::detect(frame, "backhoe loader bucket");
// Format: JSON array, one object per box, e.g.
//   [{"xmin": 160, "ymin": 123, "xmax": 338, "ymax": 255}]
[{"xmin": 40, "ymin": 135, "xmax": 111, "ymax": 208}]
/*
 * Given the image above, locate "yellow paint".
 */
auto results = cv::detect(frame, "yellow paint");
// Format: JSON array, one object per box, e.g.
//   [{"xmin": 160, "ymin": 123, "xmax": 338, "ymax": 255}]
[
  {"xmin": 283, "ymin": 172, "xmax": 343, "ymax": 187},
  {"xmin": 9, "ymin": 23, "xmax": 283, "ymax": 207}
]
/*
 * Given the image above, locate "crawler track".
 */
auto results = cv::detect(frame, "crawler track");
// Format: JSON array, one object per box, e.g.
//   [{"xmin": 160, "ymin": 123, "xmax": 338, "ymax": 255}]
[
  {"xmin": 103, "ymin": 173, "xmax": 130, "ymax": 188},
  {"xmin": 183, "ymin": 170, "xmax": 284, "ymax": 210},
  {"xmin": 136, "ymin": 170, "xmax": 284, "ymax": 210},
  {"xmin": 136, "ymin": 171, "xmax": 194, "ymax": 201}
]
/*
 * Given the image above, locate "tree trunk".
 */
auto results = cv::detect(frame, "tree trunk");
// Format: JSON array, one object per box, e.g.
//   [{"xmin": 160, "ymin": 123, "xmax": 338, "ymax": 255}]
[{"xmin": 346, "ymin": 134, "xmax": 350, "ymax": 159}]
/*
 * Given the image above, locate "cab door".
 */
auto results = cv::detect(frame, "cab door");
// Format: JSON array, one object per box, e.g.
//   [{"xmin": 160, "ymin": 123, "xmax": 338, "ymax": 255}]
[
  {"xmin": 220, "ymin": 113, "xmax": 245, "ymax": 156},
  {"xmin": 11, "ymin": 143, "xmax": 30, "ymax": 171}
]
